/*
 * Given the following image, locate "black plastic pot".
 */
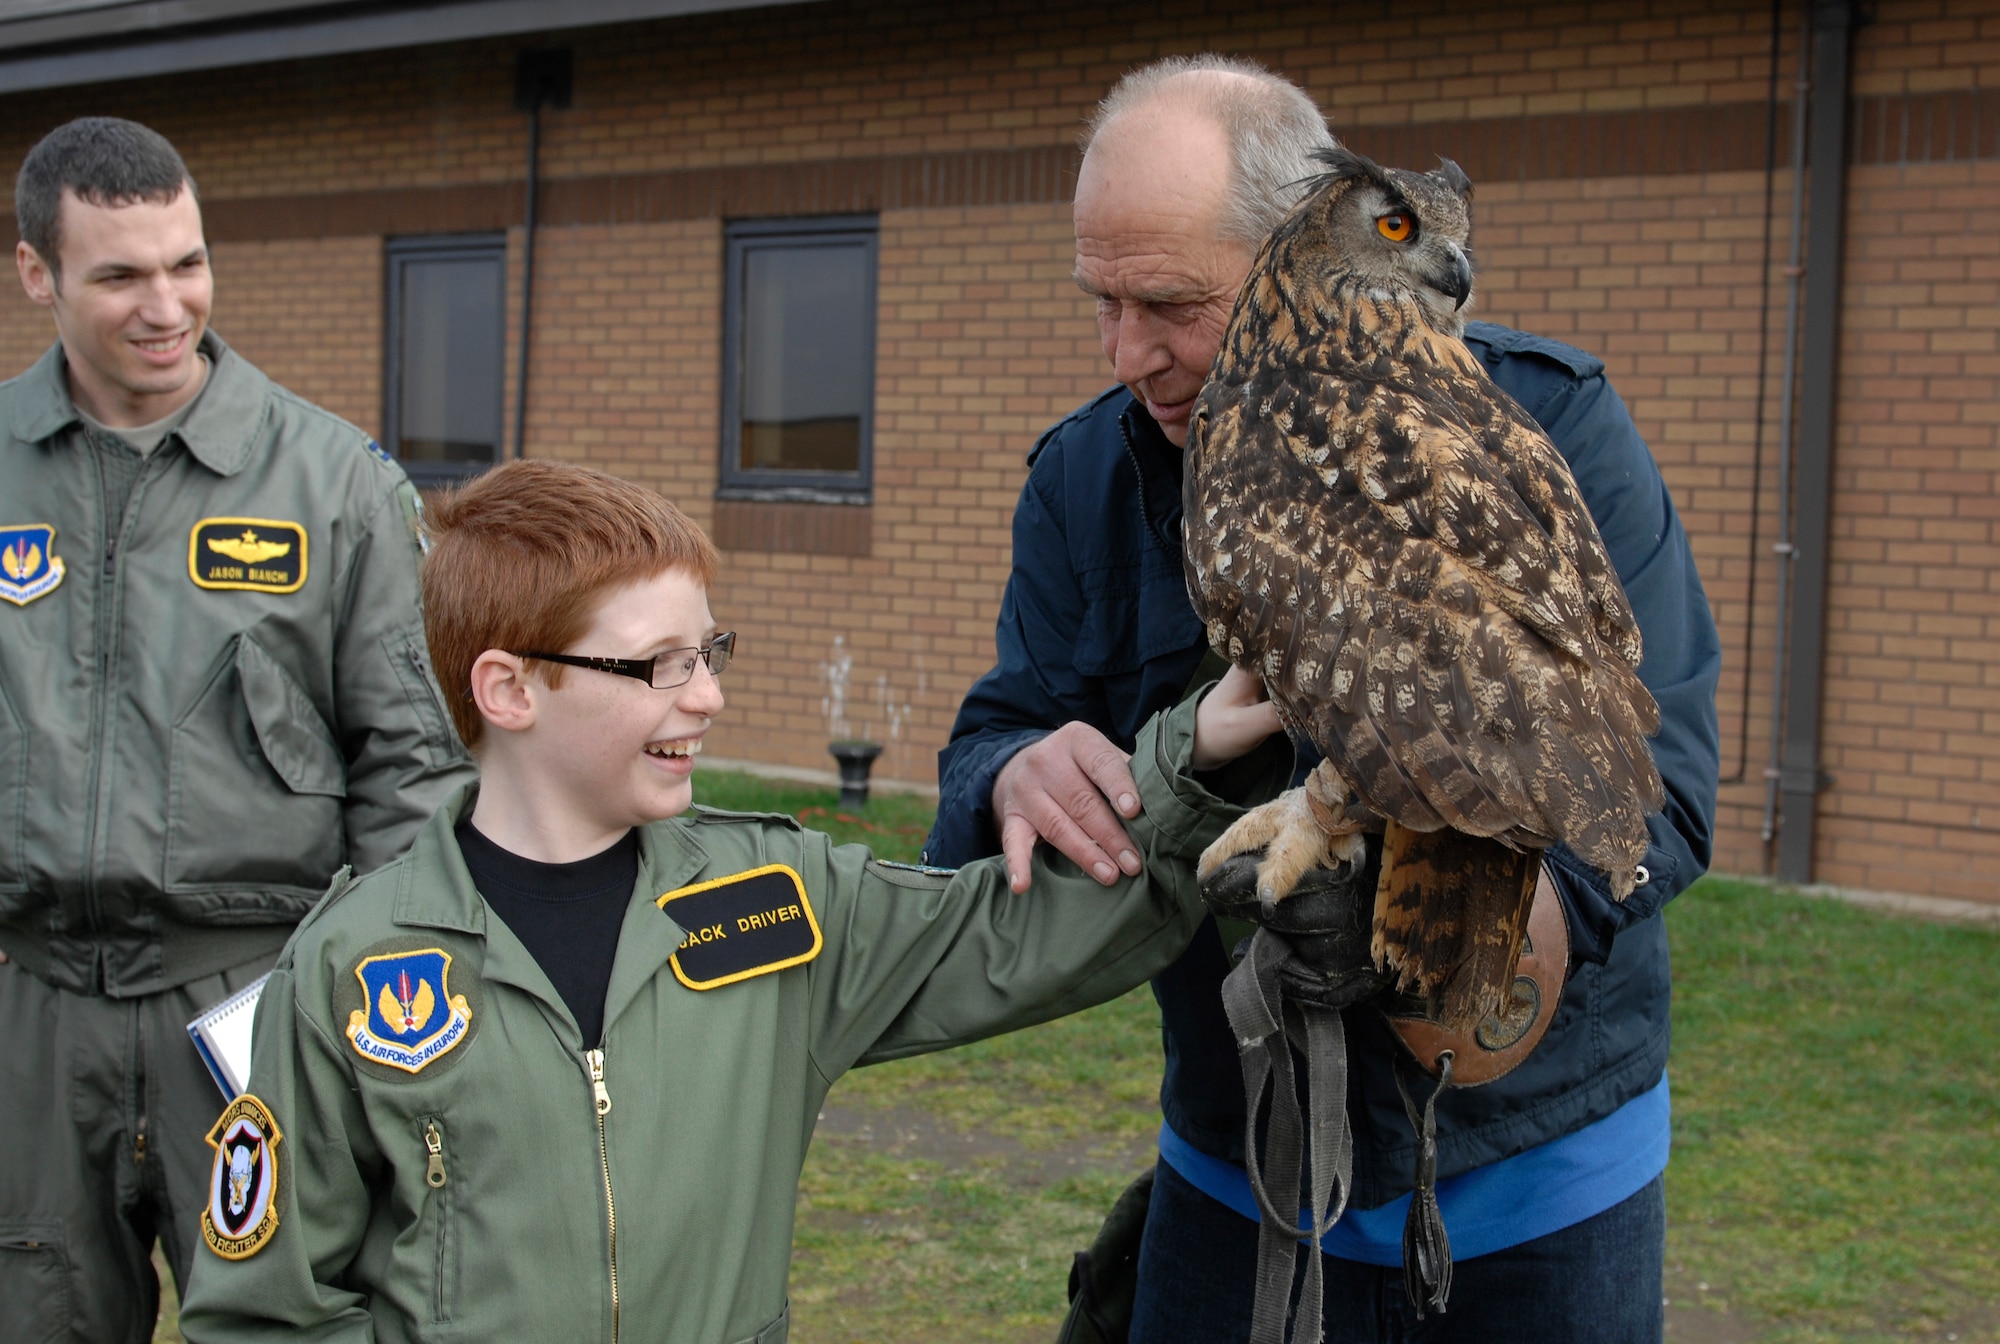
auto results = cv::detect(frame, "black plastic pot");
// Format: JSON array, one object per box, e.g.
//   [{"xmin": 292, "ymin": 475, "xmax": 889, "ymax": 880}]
[{"xmin": 828, "ymin": 740, "xmax": 884, "ymax": 810}]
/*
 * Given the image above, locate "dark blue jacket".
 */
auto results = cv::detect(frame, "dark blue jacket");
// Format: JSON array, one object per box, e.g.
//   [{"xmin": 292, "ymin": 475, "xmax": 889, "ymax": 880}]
[{"xmin": 927, "ymin": 322, "xmax": 1722, "ymax": 1206}]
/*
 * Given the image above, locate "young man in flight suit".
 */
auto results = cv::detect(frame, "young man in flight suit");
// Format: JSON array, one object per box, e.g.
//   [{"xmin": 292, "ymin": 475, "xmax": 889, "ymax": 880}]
[
  {"xmin": 0, "ymin": 117, "xmax": 473, "ymax": 1342},
  {"xmin": 177, "ymin": 459, "xmax": 1289, "ymax": 1344}
]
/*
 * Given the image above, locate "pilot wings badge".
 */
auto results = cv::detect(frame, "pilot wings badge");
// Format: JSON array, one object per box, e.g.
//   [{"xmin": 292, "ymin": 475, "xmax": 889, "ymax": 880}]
[
  {"xmin": 0, "ymin": 524, "xmax": 65, "ymax": 606},
  {"xmin": 345, "ymin": 949, "xmax": 473, "ymax": 1074}
]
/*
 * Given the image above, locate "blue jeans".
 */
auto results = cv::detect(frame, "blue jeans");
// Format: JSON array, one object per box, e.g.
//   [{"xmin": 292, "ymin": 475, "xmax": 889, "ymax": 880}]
[{"xmin": 1129, "ymin": 1159, "xmax": 1665, "ymax": 1344}]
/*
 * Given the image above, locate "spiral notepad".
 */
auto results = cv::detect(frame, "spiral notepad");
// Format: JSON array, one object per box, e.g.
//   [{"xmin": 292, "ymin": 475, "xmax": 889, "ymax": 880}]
[{"xmin": 186, "ymin": 973, "xmax": 270, "ymax": 1100}]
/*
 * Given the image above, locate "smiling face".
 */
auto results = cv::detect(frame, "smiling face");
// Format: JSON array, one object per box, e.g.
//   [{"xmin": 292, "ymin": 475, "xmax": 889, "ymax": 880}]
[
  {"xmin": 15, "ymin": 185, "xmax": 212, "ymax": 427},
  {"xmin": 471, "ymin": 566, "xmax": 726, "ymax": 860},
  {"xmin": 1073, "ymin": 106, "xmax": 1255, "ymax": 447}
]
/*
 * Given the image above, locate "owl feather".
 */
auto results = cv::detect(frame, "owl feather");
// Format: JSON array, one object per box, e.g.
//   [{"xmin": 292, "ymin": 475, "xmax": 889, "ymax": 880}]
[{"xmin": 1188, "ymin": 147, "xmax": 1664, "ymax": 1029}]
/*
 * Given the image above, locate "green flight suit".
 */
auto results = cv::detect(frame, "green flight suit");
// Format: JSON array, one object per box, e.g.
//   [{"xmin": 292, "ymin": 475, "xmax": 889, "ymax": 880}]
[
  {"xmin": 178, "ymin": 695, "xmax": 1278, "ymax": 1344},
  {"xmin": 0, "ymin": 335, "xmax": 475, "ymax": 1343}
]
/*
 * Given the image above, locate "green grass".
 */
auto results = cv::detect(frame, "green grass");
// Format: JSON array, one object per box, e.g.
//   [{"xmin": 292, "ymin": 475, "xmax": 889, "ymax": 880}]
[
  {"xmin": 792, "ymin": 1145, "xmax": 1131, "ymax": 1342},
  {"xmin": 155, "ymin": 774, "xmax": 2000, "ymax": 1343},
  {"xmin": 1661, "ymin": 877, "xmax": 1999, "ymax": 1343},
  {"xmin": 691, "ymin": 769, "xmax": 935, "ymax": 864}
]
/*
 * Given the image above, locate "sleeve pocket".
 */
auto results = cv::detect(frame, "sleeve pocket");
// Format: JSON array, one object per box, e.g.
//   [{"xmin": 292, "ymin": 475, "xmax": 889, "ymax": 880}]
[
  {"xmin": 387, "ymin": 630, "xmax": 463, "ymax": 768},
  {"xmin": 236, "ymin": 634, "xmax": 346, "ymax": 798}
]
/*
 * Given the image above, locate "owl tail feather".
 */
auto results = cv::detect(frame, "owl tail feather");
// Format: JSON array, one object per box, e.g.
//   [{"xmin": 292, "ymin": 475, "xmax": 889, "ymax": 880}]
[{"xmin": 1371, "ymin": 822, "xmax": 1541, "ymax": 1032}]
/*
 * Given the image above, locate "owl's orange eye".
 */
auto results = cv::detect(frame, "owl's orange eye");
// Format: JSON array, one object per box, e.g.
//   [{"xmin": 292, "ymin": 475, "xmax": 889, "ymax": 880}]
[{"xmin": 1377, "ymin": 213, "xmax": 1415, "ymax": 242}]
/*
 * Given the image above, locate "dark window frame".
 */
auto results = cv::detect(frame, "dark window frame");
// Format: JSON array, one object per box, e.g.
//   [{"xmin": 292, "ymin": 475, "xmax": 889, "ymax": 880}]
[
  {"xmin": 382, "ymin": 232, "xmax": 508, "ymax": 488},
  {"xmin": 718, "ymin": 215, "xmax": 879, "ymax": 504}
]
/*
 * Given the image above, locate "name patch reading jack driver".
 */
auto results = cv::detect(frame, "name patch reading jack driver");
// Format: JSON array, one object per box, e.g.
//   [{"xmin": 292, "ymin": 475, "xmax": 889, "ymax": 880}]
[{"xmin": 658, "ymin": 864, "xmax": 822, "ymax": 990}]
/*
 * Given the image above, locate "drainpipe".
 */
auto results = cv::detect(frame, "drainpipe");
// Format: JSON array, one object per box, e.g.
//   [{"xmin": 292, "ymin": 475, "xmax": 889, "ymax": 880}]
[
  {"xmin": 511, "ymin": 48, "xmax": 572, "ymax": 459},
  {"xmin": 1775, "ymin": 0, "xmax": 1860, "ymax": 882},
  {"xmin": 1759, "ymin": 4, "xmax": 1814, "ymax": 842},
  {"xmin": 1723, "ymin": 0, "xmax": 1790, "ymax": 790}
]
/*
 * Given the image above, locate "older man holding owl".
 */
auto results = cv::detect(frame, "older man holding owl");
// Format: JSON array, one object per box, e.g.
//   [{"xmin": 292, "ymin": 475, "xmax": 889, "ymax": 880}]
[{"xmin": 927, "ymin": 55, "xmax": 1719, "ymax": 1343}]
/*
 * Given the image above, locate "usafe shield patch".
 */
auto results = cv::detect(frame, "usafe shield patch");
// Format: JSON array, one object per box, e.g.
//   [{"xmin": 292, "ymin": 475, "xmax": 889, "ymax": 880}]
[
  {"xmin": 344, "ymin": 948, "xmax": 474, "ymax": 1074},
  {"xmin": 189, "ymin": 517, "xmax": 307, "ymax": 593},
  {"xmin": 658, "ymin": 864, "xmax": 823, "ymax": 990},
  {"xmin": 202, "ymin": 1094, "xmax": 283, "ymax": 1260},
  {"xmin": 0, "ymin": 524, "xmax": 64, "ymax": 605}
]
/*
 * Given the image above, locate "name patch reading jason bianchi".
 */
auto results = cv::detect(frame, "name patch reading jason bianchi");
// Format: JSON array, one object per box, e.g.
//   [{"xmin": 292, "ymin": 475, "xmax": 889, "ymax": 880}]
[
  {"xmin": 657, "ymin": 864, "xmax": 823, "ymax": 991},
  {"xmin": 189, "ymin": 517, "xmax": 308, "ymax": 593}
]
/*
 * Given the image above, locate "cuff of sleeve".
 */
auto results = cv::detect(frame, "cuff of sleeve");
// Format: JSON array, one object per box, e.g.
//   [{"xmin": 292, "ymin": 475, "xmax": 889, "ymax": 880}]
[
  {"xmin": 1548, "ymin": 843, "xmax": 1678, "ymax": 966},
  {"xmin": 1132, "ymin": 690, "xmax": 1286, "ymax": 861},
  {"xmin": 925, "ymin": 728, "xmax": 1050, "ymax": 866}
]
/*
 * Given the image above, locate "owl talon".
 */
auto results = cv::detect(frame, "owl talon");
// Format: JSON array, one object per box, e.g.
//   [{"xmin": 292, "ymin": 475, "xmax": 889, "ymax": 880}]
[{"xmin": 1199, "ymin": 781, "xmax": 1364, "ymax": 908}]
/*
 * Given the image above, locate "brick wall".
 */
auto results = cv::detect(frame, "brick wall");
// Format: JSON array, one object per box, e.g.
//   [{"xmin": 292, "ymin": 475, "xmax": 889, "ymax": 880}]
[
  {"xmin": 1813, "ymin": 160, "xmax": 2000, "ymax": 900},
  {"xmin": 0, "ymin": 0, "xmax": 1993, "ymax": 900},
  {"xmin": 208, "ymin": 236, "xmax": 384, "ymax": 430}
]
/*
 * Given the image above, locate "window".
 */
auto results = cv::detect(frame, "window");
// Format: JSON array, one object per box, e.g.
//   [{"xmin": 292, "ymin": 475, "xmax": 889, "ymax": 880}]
[
  {"xmin": 719, "ymin": 217, "xmax": 878, "ymax": 500},
  {"xmin": 383, "ymin": 234, "xmax": 506, "ymax": 485}
]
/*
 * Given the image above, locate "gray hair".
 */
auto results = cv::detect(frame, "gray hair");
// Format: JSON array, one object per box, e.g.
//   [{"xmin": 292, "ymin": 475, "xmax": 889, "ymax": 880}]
[
  {"xmin": 1083, "ymin": 55, "xmax": 1335, "ymax": 247},
  {"xmin": 15, "ymin": 117, "xmax": 196, "ymax": 284}
]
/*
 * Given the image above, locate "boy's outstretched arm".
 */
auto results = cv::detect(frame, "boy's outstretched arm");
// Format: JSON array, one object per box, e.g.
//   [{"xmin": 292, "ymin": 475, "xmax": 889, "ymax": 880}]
[{"xmin": 803, "ymin": 673, "xmax": 1290, "ymax": 1079}]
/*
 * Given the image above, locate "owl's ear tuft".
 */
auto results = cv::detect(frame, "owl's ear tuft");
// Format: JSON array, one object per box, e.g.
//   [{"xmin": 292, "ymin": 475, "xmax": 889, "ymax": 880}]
[
  {"xmin": 1434, "ymin": 157, "xmax": 1473, "ymax": 201},
  {"xmin": 1310, "ymin": 144, "xmax": 1393, "ymax": 191}
]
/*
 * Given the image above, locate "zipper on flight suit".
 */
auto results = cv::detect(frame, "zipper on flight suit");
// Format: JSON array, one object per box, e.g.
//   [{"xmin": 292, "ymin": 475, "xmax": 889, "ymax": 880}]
[
  {"xmin": 423, "ymin": 1119, "xmax": 447, "ymax": 1188},
  {"xmin": 79, "ymin": 444, "xmax": 161, "ymax": 972},
  {"xmin": 420, "ymin": 1118, "xmax": 453, "ymax": 1323},
  {"xmin": 585, "ymin": 1048, "xmax": 619, "ymax": 1342}
]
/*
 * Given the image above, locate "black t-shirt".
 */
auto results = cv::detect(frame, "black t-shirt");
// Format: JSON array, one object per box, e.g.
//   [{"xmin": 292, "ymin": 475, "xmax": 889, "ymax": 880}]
[{"xmin": 455, "ymin": 819, "xmax": 638, "ymax": 1048}]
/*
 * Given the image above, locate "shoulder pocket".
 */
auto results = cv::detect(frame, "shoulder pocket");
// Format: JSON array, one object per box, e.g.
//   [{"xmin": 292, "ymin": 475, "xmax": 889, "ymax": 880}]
[{"xmin": 236, "ymin": 634, "xmax": 345, "ymax": 797}]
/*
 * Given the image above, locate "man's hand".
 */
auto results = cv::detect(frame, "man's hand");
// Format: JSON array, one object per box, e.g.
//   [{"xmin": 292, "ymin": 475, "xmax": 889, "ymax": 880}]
[
  {"xmin": 1191, "ymin": 664, "xmax": 1283, "ymax": 771},
  {"xmin": 992, "ymin": 722, "xmax": 1143, "ymax": 894}
]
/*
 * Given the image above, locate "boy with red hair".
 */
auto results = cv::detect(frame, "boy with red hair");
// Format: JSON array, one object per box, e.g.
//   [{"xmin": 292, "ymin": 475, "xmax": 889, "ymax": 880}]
[{"xmin": 180, "ymin": 459, "xmax": 1286, "ymax": 1344}]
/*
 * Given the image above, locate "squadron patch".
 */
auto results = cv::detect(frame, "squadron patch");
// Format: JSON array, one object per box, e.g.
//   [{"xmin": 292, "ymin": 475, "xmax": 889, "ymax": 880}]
[
  {"xmin": 658, "ymin": 864, "xmax": 823, "ymax": 990},
  {"xmin": 0, "ymin": 524, "xmax": 65, "ymax": 606},
  {"xmin": 202, "ymin": 1094, "xmax": 283, "ymax": 1260},
  {"xmin": 344, "ymin": 948, "xmax": 474, "ymax": 1074},
  {"xmin": 189, "ymin": 517, "xmax": 308, "ymax": 593}
]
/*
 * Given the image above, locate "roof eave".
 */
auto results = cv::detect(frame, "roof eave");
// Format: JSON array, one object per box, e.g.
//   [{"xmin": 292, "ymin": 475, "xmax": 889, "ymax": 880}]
[{"xmin": 0, "ymin": 0, "xmax": 806, "ymax": 95}]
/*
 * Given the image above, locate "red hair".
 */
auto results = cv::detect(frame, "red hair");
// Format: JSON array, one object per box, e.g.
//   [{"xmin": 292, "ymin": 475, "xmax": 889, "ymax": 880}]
[{"xmin": 421, "ymin": 460, "xmax": 720, "ymax": 747}]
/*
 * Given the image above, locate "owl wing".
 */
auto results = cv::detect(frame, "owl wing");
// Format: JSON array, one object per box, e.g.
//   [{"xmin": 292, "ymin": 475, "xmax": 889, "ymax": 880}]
[
  {"xmin": 1187, "ymin": 320, "xmax": 1663, "ymax": 886},
  {"xmin": 1423, "ymin": 334, "xmax": 1645, "ymax": 668}
]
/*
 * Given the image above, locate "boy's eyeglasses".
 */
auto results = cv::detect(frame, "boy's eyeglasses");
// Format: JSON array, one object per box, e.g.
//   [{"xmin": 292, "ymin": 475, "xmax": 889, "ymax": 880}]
[{"xmin": 515, "ymin": 632, "xmax": 736, "ymax": 690}]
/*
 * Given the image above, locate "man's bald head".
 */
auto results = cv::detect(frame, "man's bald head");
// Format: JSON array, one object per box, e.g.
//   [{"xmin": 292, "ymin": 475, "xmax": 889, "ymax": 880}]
[{"xmin": 1082, "ymin": 55, "xmax": 1334, "ymax": 250}]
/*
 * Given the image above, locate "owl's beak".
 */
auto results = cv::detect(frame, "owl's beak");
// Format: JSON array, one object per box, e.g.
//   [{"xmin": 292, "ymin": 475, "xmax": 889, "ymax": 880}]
[{"xmin": 1428, "ymin": 248, "xmax": 1473, "ymax": 311}]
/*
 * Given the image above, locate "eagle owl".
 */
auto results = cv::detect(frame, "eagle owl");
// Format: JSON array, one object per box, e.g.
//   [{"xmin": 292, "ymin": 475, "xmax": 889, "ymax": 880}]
[{"xmin": 1186, "ymin": 147, "xmax": 1664, "ymax": 1030}]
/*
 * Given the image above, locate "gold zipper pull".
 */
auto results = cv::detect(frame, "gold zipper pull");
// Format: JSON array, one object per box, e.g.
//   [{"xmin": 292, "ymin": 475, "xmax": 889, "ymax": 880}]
[
  {"xmin": 586, "ymin": 1048, "xmax": 612, "ymax": 1116},
  {"xmin": 424, "ymin": 1121, "xmax": 447, "ymax": 1188}
]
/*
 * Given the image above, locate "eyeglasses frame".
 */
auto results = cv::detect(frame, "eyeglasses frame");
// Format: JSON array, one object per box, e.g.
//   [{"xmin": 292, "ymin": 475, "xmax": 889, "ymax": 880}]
[{"xmin": 512, "ymin": 631, "xmax": 736, "ymax": 690}]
